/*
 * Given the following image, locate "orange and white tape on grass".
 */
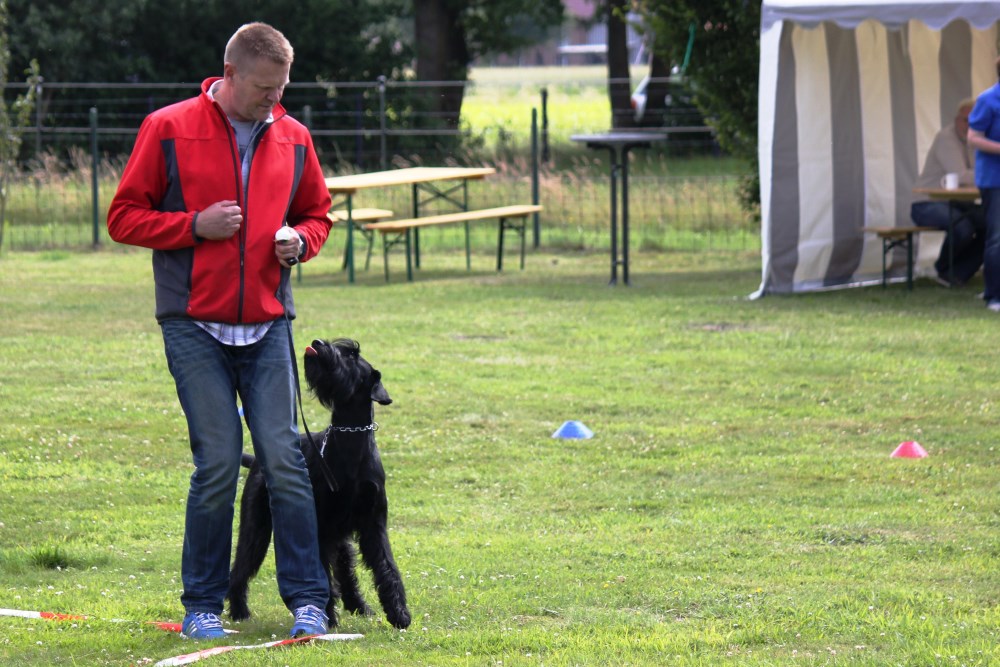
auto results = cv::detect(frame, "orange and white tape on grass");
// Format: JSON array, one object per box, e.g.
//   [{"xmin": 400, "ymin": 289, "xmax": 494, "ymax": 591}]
[
  {"xmin": 149, "ymin": 633, "xmax": 364, "ymax": 666},
  {"xmin": 0, "ymin": 607, "xmax": 191, "ymax": 633},
  {"xmin": 0, "ymin": 607, "xmax": 363, "ymax": 666}
]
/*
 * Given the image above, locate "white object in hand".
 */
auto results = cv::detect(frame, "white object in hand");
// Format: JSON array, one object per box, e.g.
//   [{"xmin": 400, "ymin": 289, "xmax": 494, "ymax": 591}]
[{"xmin": 274, "ymin": 227, "xmax": 296, "ymax": 243}]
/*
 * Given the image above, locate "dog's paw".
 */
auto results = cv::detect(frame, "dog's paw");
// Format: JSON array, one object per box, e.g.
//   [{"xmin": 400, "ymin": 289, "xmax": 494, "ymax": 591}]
[
  {"xmin": 228, "ymin": 602, "xmax": 252, "ymax": 622},
  {"xmin": 387, "ymin": 608, "xmax": 411, "ymax": 629}
]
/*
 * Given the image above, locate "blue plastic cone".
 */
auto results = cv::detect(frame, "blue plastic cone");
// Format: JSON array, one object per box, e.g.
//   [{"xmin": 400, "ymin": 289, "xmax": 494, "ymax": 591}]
[{"xmin": 552, "ymin": 420, "xmax": 594, "ymax": 439}]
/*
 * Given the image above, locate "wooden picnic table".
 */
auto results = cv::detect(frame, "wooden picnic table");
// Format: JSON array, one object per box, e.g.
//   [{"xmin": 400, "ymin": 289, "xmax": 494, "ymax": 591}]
[{"xmin": 325, "ymin": 167, "xmax": 495, "ymax": 283}]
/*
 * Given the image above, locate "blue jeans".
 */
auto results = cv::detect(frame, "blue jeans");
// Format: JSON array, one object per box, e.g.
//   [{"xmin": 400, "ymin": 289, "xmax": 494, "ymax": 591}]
[
  {"xmin": 161, "ymin": 319, "xmax": 328, "ymax": 615},
  {"xmin": 910, "ymin": 200, "xmax": 985, "ymax": 284},
  {"xmin": 982, "ymin": 188, "xmax": 1000, "ymax": 303}
]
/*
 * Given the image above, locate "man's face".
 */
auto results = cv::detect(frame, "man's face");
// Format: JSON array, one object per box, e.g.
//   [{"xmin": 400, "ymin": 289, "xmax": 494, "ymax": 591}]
[
  {"xmin": 955, "ymin": 105, "xmax": 972, "ymax": 138},
  {"xmin": 224, "ymin": 57, "xmax": 290, "ymax": 123}
]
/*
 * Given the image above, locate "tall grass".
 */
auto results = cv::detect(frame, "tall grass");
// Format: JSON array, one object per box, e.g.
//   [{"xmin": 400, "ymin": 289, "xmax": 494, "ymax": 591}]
[{"xmin": 1, "ymin": 161, "xmax": 754, "ymax": 254}]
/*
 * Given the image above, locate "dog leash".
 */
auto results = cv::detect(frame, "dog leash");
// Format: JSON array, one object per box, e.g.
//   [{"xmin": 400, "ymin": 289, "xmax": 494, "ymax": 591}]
[{"xmin": 277, "ymin": 258, "xmax": 339, "ymax": 494}]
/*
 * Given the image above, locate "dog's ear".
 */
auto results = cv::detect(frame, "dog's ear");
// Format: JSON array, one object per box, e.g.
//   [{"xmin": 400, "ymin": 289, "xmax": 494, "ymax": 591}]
[{"xmin": 370, "ymin": 370, "xmax": 392, "ymax": 405}]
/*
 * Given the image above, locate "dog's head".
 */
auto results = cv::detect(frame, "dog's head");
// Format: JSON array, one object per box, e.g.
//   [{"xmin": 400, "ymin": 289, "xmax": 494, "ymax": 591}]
[{"xmin": 304, "ymin": 338, "xmax": 392, "ymax": 412}]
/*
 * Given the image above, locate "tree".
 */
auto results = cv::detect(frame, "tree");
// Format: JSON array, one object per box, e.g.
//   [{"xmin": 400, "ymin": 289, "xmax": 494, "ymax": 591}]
[
  {"xmin": 0, "ymin": 0, "xmax": 39, "ymax": 255},
  {"xmin": 5, "ymin": 0, "xmax": 414, "ymax": 162},
  {"xmin": 641, "ymin": 0, "xmax": 761, "ymax": 211},
  {"xmin": 412, "ymin": 0, "xmax": 563, "ymax": 128},
  {"xmin": 606, "ymin": 0, "xmax": 634, "ymax": 129},
  {"xmin": 6, "ymin": 0, "xmax": 410, "ymax": 84},
  {"xmin": 605, "ymin": 1, "xmax": 671, "ymax": 129}
]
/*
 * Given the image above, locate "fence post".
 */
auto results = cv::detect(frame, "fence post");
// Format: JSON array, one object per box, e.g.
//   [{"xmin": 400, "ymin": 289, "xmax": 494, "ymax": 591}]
[
  {"xmin": 377, "ymin": 76, "xmax": 387, "ymax": 170},
  {"xmin": 541, "ymin": 87, "xmax": 549, "ymax": 164},
  {"xmin": 35, "ymin": 77, "xmax": 44, "ymax": 157},
  {"xmin": 531, "ymin": 108, "xmax": 540, "ymax": 248},
  {"xmin": 90, "ymin": 107, "xmax": 100, "ymax": 248}
]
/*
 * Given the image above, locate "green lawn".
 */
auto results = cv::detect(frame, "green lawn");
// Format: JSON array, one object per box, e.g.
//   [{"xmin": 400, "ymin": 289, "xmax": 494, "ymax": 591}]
[{"xmin": 0, "ymin": 247, "xmax": 997, "ymax": 666}]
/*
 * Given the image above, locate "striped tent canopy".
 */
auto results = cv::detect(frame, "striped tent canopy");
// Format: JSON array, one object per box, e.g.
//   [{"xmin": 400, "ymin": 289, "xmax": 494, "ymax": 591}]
[{"xmin": 756, "ymin": 0, "xmax": 999, "ymax": 295}]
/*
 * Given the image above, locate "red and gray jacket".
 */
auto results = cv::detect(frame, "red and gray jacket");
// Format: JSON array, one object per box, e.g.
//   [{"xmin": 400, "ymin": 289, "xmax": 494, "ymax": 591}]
[{"xmin": 108, "ymin": 77, "xmax": 332, "ymax": 324}]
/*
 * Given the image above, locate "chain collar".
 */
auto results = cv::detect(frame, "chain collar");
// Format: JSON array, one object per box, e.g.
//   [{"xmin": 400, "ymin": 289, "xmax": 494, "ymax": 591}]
[
  {"xmin": 320, "ymin": 422, "xmax": 379, "ymax": 456},
  {"xmin": 329, "ymin": 422, "xmax": 379, "ymax": 433}
]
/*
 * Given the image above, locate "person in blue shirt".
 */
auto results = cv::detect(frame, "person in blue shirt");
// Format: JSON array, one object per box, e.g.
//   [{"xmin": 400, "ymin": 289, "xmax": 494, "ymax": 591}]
[{"xmin": 968, "ymin": 56, "xmax": 1000, "ymax": 311}]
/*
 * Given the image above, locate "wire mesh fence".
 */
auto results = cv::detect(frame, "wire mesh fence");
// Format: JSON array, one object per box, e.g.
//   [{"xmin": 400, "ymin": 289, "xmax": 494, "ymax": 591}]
[
  {"xmin": 1, "ymin": 75, "xmax": 758, "ymax": 256},
  {"xmin": 1, "ymin": 169, "xmax": 756, "ymax": 255}
]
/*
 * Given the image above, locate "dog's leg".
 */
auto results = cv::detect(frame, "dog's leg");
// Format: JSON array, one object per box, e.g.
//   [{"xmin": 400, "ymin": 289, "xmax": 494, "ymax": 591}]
[
  {"xmin": 356, "ymin": 485, "xmax": 410, "ymax": 629},
  {"xmin": 227, "ymin": 471, "xmax": 273, "ymax": 621},
  {"xmin": 334, "ymin": 540, "xmax": 374, "ymax": 618},
  {"xmin": 358, "ymin": 526, "xmax": 410, "ymax": 629},
  {"xmin": 319, "ymin": 535, "xmax": 344, "ymax": 628}
]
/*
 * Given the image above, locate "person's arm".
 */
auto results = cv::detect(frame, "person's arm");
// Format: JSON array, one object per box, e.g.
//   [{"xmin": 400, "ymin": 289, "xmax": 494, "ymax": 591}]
[
  {"xmin": 968, "ymin": 128, "xmax": 1000, "ymax": 155},
  {"xmin": 284, "ymin": 133, "xmax": 333, "ymax": 263},
  {"xmin": 107, "ymin": 117, "xmax": 195, "ymax": 249},
  {"xmin": 108, "ymin": 116, "xmax": 244, "ymax": 249}
]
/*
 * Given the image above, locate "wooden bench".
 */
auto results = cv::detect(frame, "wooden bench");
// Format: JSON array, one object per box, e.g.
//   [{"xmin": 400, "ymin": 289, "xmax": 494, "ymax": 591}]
[
  {"xmin": 364, "ymin": 204, "xmax": 543, "ymax": 282},
  {"xmin": 863, "ymin": 226, "xmax": 938, "ymax": 290},
  {"xmin": 327, "ymin": 208, "xmax": 395, "ymax": 272}
]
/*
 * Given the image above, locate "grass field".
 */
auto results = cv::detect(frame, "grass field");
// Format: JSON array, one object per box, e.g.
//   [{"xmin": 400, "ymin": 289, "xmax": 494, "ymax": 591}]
[
  {"xmin": 465, "ymin": 66, "xmax": 624, "ymax": 146},
  {"xmin": 0, "ymin": 247, "xmax": 997, "ymax": 666}
]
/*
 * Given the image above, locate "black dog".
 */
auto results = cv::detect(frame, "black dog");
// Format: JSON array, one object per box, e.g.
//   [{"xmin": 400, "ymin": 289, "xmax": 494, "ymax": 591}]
[{"xmin": 227, "ymin": 338, "xmax": 411, "ymax": 629}]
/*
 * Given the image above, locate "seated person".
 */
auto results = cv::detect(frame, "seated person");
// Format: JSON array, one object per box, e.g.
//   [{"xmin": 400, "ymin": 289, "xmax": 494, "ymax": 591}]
[{"xmin": 911, "ymin": 98, "xmax": 986, "ymax": 286}]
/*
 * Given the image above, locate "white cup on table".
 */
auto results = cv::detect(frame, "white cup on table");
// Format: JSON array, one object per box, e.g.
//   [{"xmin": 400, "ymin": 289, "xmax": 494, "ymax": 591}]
[{"xmin": 941, "ymin": 172, "xmax": 960, "ymax": 190}]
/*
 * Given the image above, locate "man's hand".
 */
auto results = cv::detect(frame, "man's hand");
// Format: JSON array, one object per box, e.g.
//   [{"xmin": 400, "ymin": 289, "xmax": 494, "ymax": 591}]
[
  {"xmin": 274, "ymin": 227, "xmax": 303, "ymax": 268},
  {"xmin": 195, "ymin": 200, "xmax": 243, "ymax": 240}
]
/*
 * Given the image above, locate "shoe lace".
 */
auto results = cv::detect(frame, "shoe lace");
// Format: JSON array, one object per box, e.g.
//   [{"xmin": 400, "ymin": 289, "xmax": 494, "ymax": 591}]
[
  {"xmin": 188, "ymin": 612, "xmax": 223, "ymax": 632},
  {"xmin": 294, "ymin": 605, "xmax": 327, "ymax": 627}
]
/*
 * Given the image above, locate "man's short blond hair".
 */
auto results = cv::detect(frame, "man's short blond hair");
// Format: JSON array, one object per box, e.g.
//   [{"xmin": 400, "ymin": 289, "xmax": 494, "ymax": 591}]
[
  {"xmin": 957, "ymin": 97, "xmax": 976, "ymax": 114},
  {"xmin": 224, "ymin": 22, "xmax": 293, "ymax": 69}
]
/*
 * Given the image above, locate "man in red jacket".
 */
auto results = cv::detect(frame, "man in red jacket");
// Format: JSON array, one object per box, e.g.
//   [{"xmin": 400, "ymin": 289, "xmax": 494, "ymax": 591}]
[{"xmin": 108, "ymin": 22, "xmax": 332, "ymax": 640}]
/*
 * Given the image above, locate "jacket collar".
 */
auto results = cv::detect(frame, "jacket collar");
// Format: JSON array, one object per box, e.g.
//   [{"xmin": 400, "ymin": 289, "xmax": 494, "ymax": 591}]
[{"xmin": 200, "ymin": 76, "xmax": 286, "ymax": 123}]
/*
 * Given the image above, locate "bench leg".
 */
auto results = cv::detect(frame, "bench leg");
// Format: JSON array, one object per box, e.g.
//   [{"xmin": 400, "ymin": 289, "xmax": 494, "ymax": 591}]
[
  {"xmin": 341, "ymin": 227, "xmax": 375, "ymax": 272},
  {"xmin": 905, "ymin": 231, "xmax": 915, "ymax": 290},
  {"xmin": 497, "ymin": 216, "xmax": 527, "ymax": 272},
  {"xmin": 520, "ymin": 216, "xmax": 526, "ymax": 270},
  {"xmin": 364, "ymin": 229, "xmax": 375, "ymax": 271},
  {"xmin": 497, "ymin": 219, "xmax": 505, "ymax": 271},
  {"xmin": 465, "ymin": 221, "xmax": 471, "ymax": 271},
  {"xmin": 382, "ymin": 235, "xmax": 391, "ymax": 283},
  {"xmin": 880, "ymin": 233, "xmax": 919, "ymax": 290},
  {"xmin": 881, "ymin": 237, "xmax": 889, "ymax": 288},
  {"xmin": 405, "ymin": 229, "xmax": 414, "ymax": 282}
]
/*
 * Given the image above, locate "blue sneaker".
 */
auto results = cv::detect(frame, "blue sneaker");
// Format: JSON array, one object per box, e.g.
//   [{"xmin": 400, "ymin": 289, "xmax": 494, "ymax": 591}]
[
  {"xmin": 290, "ymin": 604, "xmax": 328, "ymax": 637},
  {"xmin": 180, "ymin": 611, "xmax": 227, "ymax": 640}
]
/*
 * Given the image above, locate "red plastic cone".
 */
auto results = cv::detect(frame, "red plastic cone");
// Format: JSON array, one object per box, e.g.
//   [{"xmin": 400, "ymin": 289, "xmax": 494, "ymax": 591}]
[{"xmin": 890, "ymin": 441, "xmax": 928, "ymax": 458}]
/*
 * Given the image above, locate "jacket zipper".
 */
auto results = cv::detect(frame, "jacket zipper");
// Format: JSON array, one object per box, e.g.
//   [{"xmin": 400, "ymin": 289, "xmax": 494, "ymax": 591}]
[
  {"xmin": 215, "ymin": 100, "xmax": 280, "ymax": 324},
  {"xmin": 214, "ymin": 105, "xmax": 246, "ymax": 324}
]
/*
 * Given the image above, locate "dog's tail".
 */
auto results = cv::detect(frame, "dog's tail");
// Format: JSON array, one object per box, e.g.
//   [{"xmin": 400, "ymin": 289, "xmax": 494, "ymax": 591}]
[{"xmin": 240, "ymin": 452, "xmax": 256, "ymax": 469}]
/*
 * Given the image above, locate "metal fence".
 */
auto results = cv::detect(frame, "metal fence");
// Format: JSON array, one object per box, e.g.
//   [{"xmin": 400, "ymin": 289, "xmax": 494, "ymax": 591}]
[{"xmin": 1, "ymin": 77, "xmax": 756, "ymax": 255}]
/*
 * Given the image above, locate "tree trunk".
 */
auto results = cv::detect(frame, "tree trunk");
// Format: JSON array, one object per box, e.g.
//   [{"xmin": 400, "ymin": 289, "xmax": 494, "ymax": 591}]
[
  {"xmin": 637, "ymin": 54, "xmax": 671, "ymax": 128},
  {"xmin": 606, "ymin": 0, "xmax": 634, "ymax": 129},
  {"xmin": 413, "ymin": 0, "xmax": 470, "ymax": 130}
]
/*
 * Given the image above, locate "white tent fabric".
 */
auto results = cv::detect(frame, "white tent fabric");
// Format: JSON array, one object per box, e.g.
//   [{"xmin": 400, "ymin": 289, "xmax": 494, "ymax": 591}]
[{"xmin": 756, "ymin": 0, "xmax": 999, "ymax": 295}]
